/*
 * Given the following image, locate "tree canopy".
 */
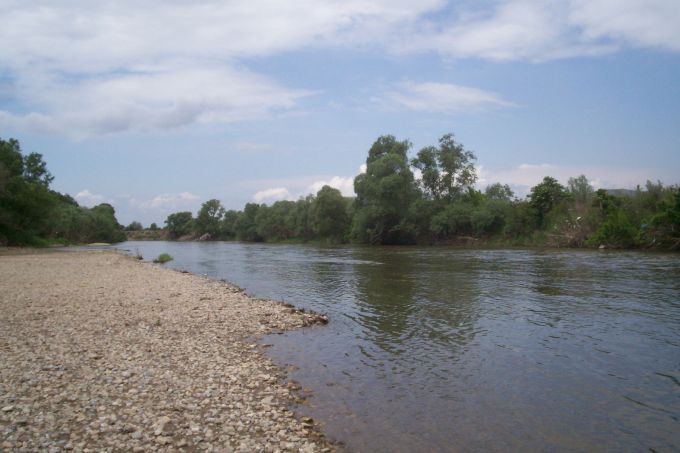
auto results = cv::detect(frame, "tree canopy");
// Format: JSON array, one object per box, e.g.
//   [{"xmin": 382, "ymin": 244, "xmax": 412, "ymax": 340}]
[{"xmin": 0, "ymin": 137, "xmax": 126, "ymax": 245}]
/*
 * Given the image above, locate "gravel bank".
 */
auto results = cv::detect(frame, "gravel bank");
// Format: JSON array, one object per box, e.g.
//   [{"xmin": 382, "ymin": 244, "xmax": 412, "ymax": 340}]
[{"xmin": 0, "ymin": 251, "xmax": 333, "ymax": 452}]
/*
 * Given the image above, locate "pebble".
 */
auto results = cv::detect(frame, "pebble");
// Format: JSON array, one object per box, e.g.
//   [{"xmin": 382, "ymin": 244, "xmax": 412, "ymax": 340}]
[{"xmin": 0, "ymin": 252, "xmax": 333, "ymax": 452}]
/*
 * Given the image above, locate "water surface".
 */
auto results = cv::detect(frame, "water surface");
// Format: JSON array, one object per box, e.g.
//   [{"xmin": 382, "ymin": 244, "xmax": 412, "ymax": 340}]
[{"xmin": 115, "ymin": 241, "xmax": 680, "ymax": 452}]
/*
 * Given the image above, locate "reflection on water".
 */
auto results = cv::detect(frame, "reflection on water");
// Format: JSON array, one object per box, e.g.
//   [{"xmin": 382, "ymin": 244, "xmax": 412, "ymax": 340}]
[{"xmin": 113, "ymin": 242, "xmax": 680, "ymax": 452}]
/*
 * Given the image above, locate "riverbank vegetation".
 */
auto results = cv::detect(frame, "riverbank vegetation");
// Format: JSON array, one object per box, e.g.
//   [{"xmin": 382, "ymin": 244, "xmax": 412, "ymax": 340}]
[
  {"xmin": 0, "ymin": 138, "xmax": 126, "ymax": 246},
  {"xmin": 160, "ymin": 134, "xmax": 679, "ymax": 250},
  {"xmin": 3, "ymin": 135, "xmax": 677, "ymax": 250}
]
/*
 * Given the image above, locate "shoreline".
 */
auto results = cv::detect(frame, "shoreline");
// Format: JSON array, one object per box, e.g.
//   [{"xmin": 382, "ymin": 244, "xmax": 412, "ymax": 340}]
[{"xmin": 0, "ymin": 250, "xmax": 334, "ymax": 452}]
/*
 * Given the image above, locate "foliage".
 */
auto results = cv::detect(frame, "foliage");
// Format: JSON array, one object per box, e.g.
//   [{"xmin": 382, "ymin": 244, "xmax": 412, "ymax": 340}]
[
  {"xmin": 153, "ymin": 253, "xmax": 173, "ymax": 264},
  {"xmin": 165, "ymin": 211, "xmax": 194, "ymax": 238},
  {"xmin": 567, "ymin": 174, "xmax": 594, "ymax": 205},
  {"xmin": 411, "ymin": 133, "xmax": 477, "ymax": 201},
  {"xmin": 588, "ymin": 210, "xmax": 638, "ymax": 248},
  {"xmin": 529, "ymin": 176, "xmax": 570, "ymax": 228},
  {"xmin": 148, "ymin": 133, "xmax": 677, "ymax": 251},
  {"xmin": 485, "ymin": 183, "xmax": 514, "ymax": 201},
  {"xmin": 0, "ymin": 137, "xmax": 125, "ymax": 245},
  {"xmin": 353, "ymin": 135, "xmax": 418, "ymax": 244},
  {"xmin": 126, "ymin": 221, "xmax": 143, "ymax": 231},
  {"xmin": 195, "ymin": 199, "xmax": 225, "ymax": 237},
  {"xmin": 235, "ymin": 203, "xmax": 262, "ymax": 242},
  {"xmin": 312, "ymin": 185, "xmax": 349, "ymax": 241}
]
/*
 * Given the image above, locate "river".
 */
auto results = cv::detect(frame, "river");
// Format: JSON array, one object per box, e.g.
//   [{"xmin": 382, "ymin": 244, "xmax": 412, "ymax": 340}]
[{"xmin": 113, "ymin": 241, "xmax": 680, "ymax": 452}]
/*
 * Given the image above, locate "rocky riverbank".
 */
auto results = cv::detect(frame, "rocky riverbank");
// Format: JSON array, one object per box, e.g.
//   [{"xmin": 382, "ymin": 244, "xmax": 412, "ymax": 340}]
[{"xmin": 0, "ymin": 251, "xmax": 333, "ymax": 452}]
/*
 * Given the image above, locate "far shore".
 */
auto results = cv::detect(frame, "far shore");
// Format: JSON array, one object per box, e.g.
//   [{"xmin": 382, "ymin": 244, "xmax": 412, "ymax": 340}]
[{"xmin": 0, "ymin": 250, "xmax": 333, "ymax": 452}]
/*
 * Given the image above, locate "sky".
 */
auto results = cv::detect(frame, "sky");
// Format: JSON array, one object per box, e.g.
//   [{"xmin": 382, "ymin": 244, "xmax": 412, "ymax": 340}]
[{"xmin": 1, "ymin": 0, "xmax": 679, "ymax": 226}]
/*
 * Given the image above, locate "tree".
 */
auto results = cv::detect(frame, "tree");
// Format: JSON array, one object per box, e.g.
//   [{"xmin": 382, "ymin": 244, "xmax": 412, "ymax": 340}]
[
  {"xmin": 220, "ymin": 210, "xmax": 239, "ymax": 239},
  {"xmin": 312, "ymin": 185, "xmax": 349, "ymax": 241},
  {"xmin": 89, "ymin": 203, "xmax": 126, "ymax": 243},
  {"xmin": 255, "ymin": 201, "xmax": 296, "ymax": 240},
  {"xmin": 0, "ymin": 138, "xmax": 56, "ymax": 244},
  {"xmin": 126, "ymin": 221, "xmax": 143, "ymax": 231},
  {"xmin": 485, "ymin": 183, "xmax": 514, "ymax": 201},
  {"xmin": 165, "ymin": 211, "xmax": 194, "ymax": 238},
  {"xmin": 235, "ymin": 203, "xmax": 262, "ymax": 241},
  {"xmin": 23, "ymin": 152, "xmax": 54, "ymax": 187},
  {"xmin": 567, "ymin": 175, "xmax": 594, "ymax": 205},
  {"xmin": 149, "ymin": 222, "xmax": 159, "ymax": 231},
  {"xmin": 195, "ymin": 199, "xmax": 225, "ymax": 238},
  {"xmin": 529, "ymin": 176, "xmax": 569, "ymax": 228},
  {"xmin": 411, "ymin": 133, "xmax": 477, "ymax": 201},
  {"xmin": 352, "ymin": 135, "xmax": 418, "ymax": 244}
]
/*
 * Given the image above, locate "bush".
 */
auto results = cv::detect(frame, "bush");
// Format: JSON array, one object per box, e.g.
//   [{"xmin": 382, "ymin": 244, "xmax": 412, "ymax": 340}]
[
  {"xmin": 153, "ymin": 253, "xmax": 173, "ymax": 264},
  {"xmin": 588, "ymin": 211, "xmax": 638, "ymax": 248}
]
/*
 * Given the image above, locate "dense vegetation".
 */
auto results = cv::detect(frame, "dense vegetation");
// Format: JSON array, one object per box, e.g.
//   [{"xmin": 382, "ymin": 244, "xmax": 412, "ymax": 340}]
[
  {"xmin": 0, "ymin": 138, "xmax": 126, "ymax": 246},
  {"xmin": 3, "ymin": 134, "xmax": 677, "ymax": 250},
  {"xmin": 160, "ymin": 134, "xmax": 679, "ymax": 250}
]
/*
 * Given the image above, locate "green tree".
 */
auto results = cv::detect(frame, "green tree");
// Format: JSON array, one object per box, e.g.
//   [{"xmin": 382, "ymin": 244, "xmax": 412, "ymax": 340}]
[
  {"xmin": 126, "ymin": 221, "xmax": 143, "ymax": 231},
  {"xmin": 255, "ymin": 201, "xmax": 296, "ymax": 241},
  {"xmin": 149, "ymin": 222, "xmax": 159, "ymax": 231},
  {"xmin": 485, "ymin": 183, "xmax": 514, "ymax": 201},
  {"xmin": 89, "ymin": 203, "xmax": 126, "ymax": 243},
  {"xmin": 220, "ymin": 210, "xmax": 240, "ymax": 239},
  {"xmin": 23, "ymin": 152, "xmax": 54, "ymax": 187},
  {"xmin": 165, "ymin": 211, "xmax": 194, "ymax": 238},
  {"xmin": 529, "ymin": 176, "xmax": 569, "ymax": 228},
  {"xmin": 430, "ymin": 203, "xmax": 473, "ymax": 238},
  {"xmin": 353, "ymin": 135, "xmax": 418, "ymax": 244},
  {"xmin": 411, "ymin": 133, "xmax": 477, "ymax": 201},
  {"xmin": 312, "ymin": 185, "xmax": 350, "ymax": 241},
  {"xmin": 0, "ymin": 138, "xmax": 56, "ymax": 244},
  {"xmin": 567, "ymin": 174, "xmax": 594, "ymax": 205},
  {"xmin": 235, "ymin": 203, "xmax": 262, "ymax": 241},
  {"xmin": 195, "ymin": 199, "xmax": 225, "ymax": 238}
]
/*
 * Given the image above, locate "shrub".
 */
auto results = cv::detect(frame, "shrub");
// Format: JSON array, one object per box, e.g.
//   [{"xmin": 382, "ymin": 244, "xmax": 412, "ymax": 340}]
[{"xmin": 153, "ymin": 253, "xmax": 173, "ymax": 264}]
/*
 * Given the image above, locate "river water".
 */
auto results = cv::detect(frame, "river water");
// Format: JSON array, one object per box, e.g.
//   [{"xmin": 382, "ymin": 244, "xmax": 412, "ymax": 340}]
[{"xmin": 114, "ymin": 241, "xmax": 680, "ymax": 452}]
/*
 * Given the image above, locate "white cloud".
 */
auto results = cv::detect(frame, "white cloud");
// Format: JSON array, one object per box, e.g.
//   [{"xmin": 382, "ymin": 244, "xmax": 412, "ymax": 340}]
[
  {"xmin": 129, "ymin": 191, "xmax": 199, "ymax": 210},
  {"xmin": 1, "ymin": 1, "xmax": 678, "ymax": 137},
  {"xmin": 151, "ymin": 192, "xmax": 199, "ymax": 209},
  {"xmin": 253, "ymin": 187, "xmax": 294, "ymax": 203},
  {"xmin": 309, "ymin": 176, "xmax": 355, "ymax": 196},
  {"xmin": 402, "ymin": 0, "xmax": 680, "ymax": 61},
  {"xmin": 75, "ymin": 189, "xmax": 105, "ymax": 207},
  {"xmin": 0, "ymin": 0, "xmax": 680, "ymax": 137},
  {"xmin": 1, "ymin": 65, "xmax": 312, "ymax": 136},
  {"xmin": 569, "ymin": 0, "xmax": 680, "ymax": 51},
  {"xmin": 517, "ymin": 163, "xmax": 555, "ymax": 170},
  {"xmin": 0, "ymin": 0, "xmax": 440, "ymax": 136},
  {"xmin": 382, "ymin": 82, "xmax": 513, "ymax": 113}
]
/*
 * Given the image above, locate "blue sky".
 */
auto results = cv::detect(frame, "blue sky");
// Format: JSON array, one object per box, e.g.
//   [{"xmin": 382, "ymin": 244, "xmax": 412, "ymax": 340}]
[{"xmin": 1, "ymin": 0, "xmax": 679, "ymax": 226}]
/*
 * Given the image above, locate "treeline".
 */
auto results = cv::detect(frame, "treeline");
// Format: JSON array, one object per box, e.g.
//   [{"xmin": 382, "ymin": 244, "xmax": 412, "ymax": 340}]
[
  {"xmin": 158, "ymin": 134, "xmax": 679, "ymax": 250},
  {"xmin": 0, "ymin": 138, "xmax": 126, "ymax": 246}
]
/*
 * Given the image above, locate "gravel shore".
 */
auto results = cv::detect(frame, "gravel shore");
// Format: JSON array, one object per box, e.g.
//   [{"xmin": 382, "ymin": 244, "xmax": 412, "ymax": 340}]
[{"xmin": 0, "ymin": 251, "xmax": 333, "ymax": 452}]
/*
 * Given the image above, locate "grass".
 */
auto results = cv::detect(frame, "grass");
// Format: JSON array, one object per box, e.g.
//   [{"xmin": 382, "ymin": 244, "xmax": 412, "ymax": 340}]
[{"xmin": 153, "ymin": 253, "xmax": 173, "ymax": 264}]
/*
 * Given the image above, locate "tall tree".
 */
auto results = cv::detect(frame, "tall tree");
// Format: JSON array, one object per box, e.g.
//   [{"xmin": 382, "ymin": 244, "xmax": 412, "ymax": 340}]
[
  {"xmin": 567, "ymin": 174, "xmax": 594, "ymax": 205},
  {"xmin": 411, "ymin": 133, "xmax": 477, "ymax": 201},
  {"xmin": 485, "ymin": 183, "xmax": 514, "ymax": 201},
  {"xmin": 195, "ymin": 199, "xmax": 225, "ymax": 237},
  {"xmin": 165, "ymin": 211, "xmax": 194, "ymax": 238},
  {"xmin": 353, "ymin": 135, "xmax": 418, "ymax": 244},
  {"xmin": 312, "ymin": 185, "xmax": 349, "ymax": 241},
  {"xmin": 529, "ymin": 176, "xmax": 569, "ymax": 228}
]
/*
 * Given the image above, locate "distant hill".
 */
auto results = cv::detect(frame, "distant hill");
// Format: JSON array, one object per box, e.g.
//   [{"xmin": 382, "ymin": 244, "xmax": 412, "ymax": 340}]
[{"xmin": 605, "ymin": 188, "xmax": 637, "ymax": 197}]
